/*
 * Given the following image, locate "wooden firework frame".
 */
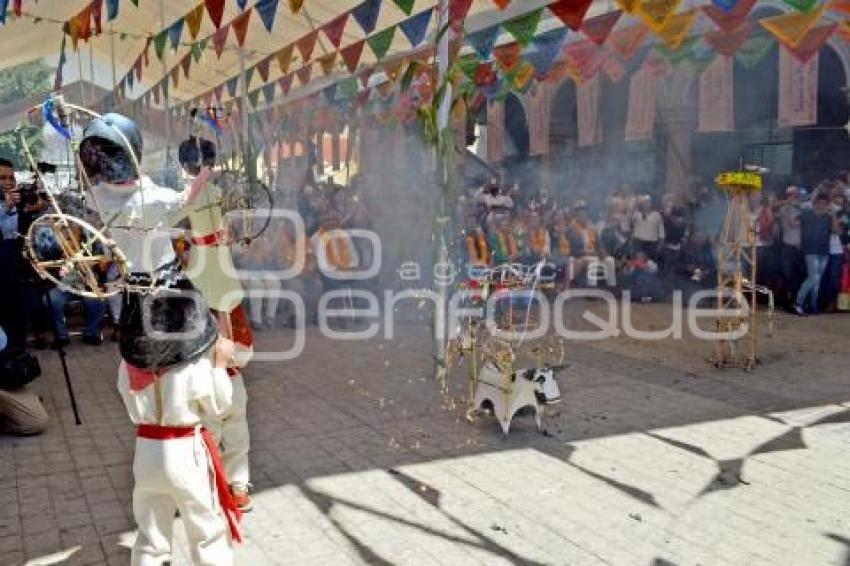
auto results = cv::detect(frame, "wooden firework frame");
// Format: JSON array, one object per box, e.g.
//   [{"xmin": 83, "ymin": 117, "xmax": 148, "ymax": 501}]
[
  {"xmin": 713, "ymin": 171, "xmax": 763, "ymax": 370},
  {"xmin": 15, "ymin": 96, "xmax": 146, "ymax": 300}
]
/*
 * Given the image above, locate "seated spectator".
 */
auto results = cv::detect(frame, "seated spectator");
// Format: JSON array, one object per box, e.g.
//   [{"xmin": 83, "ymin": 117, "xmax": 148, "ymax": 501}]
[
  {"xmin": 630, "ymin": 195, "xmax": 665, "ymax": 260},
  {"xmin": 623, "ymin": 252, "xmax": 662, "ymax": 302},
  {"xmin": 461, "ymin": 213, "xmax": 489, "ymax": 268},
  {"xmin": 549, "ymin": 210, "xmax": 574, "ymax": 289},
  {"xmin": 525, "ymin": 212, "xmax": 551, "ymax": 262},
  {"xmin": 568, "ymin": 201, "xmax": 616, "ymax": 289},
  {"xmin": 486, "ymin": 213, "xmax": 518, "ymax": 265}
]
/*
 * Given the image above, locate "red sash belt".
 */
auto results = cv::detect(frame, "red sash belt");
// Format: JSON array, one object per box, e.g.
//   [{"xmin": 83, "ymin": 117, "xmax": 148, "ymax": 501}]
[
  {"xmin": 136, "ymin": 424, "xmax": 243, "ymax": 543},
  {"xmin": 191, "ymin": 230, "xmax": 224, "ymax": 246}
]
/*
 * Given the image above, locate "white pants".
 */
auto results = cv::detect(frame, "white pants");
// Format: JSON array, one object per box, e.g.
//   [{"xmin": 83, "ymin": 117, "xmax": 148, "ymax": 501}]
[
  {"xmin": 242, "ymin": 276, "xmax": 280, "ymax": 325},
  {"xmin": 131, "ymin": 435, "xmax": 233, "ymax": 566},
  {"xmin": 107, "ymin": 293, "xmax": 122, "ymax": 322},
  {"xmin": 207, "ymin": 375, "xmax": 250, "ymax": 489}
]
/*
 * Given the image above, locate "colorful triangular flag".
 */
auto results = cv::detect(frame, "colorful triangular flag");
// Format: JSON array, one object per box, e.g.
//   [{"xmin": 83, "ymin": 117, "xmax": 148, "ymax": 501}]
[
  {"xmin": 168, "ymin": 17, "xmax": 184, "ymax": 51},
  {"xmin": 399, "ymin": 8, "xmax": 432, "ymax": 48},
  {"xmin": 212, "ymin": 24, "xmax": 229, "ymax": 58},
  {"xmin": 226, "ymin": 76, "xmax": 240, "ymax": 98},
  {"xmin": 352, "ymin": 0, "xmax": 382, "ymax": 34},
  {"xmin": 279, "ymin": 73, "xmax": 294, "ymax": 95},
  {"xmin": 186, "ymin": 4, "xmax": 205, "ymax": 40},
  {"xmin": 288, "ymin": 0, "xmax": 304, "ymax": 14},
  {"xmin": 392, "ymin": 0, "xmax": 415, "ymax": 16},
  {"xmin": 323, "ymin": 12, "xmax": 349, "ymax": 48},
  {"xmin": 106, "ymin": 0, "xmax": 119, "ymax": 21},
  {"xmin": 467, "ymin": 26, "xmax": 500, "ymax": 59},
  {"xmin": 262, "ymin": 82, "xmax": 276, "ymax": 105},
  {"xmin": 296, "ymin": 64, "xmax": 313, "ymax": 86},
  {"xmin": 581, "ymin": 10, "xmax": 622, "ymax": 45},
  {"xmin": 256, "ymin": 0, "xmax": 279, "ymax": 32},
  {"xmin": 257, "ymin": 56, "xmax": 272, "ymax": 82},
  {"xmin": 734, "ymin": 32, "xmax": 775, "ymax": 68},
  {"xmin": 703, "ymin": 0, "xmax": 756, "ymax": 33},
  {"xmin": 502, "ymin": 9, "xmax": 542, "ymax": 47},
  {"xmin": 524, "ymin": 27, "xmax": 568, "ymax": 75},
  {"xmin": 704, "ymin": 22, "xmax": 752, "ymax": 57},
  {"xmin": 180, "ymin": 53, "xmax": 192, "ymax": 78},
  {"xmin": 608, "ymin": 24, "xmax": 649, "ymax": 60},
  {"xmin": 318, "ymin": 52, "xmax": 338, "ymax": 76},
  {"xmin": 548, "ymin": 0, "xmax": 593, "ymax": 31},
  {"xmin": 493, "ymin": 43, "xmax": 522, "ymax": 71},
  {"xmin": 782, "ymin": 0, "xmax": 820, "ymax": 12},
  {"xmin": 656, "ymin": 8, "xmax": 697, "ymax": 50},
  {"xmin": 232, "ymin": 9, "xmax": 252, "ymax": 47},
  {"xmin": 277, "ymin": 44, "xmax": 294, "ymax": 73},
  {"xmin": 760, "ymin": 5, "xmax": 824, "ymax": 48},
  {"xmin": 205, "ymin": 0, "xmax": 225, "ymax": 29},
  {"xmin": 783, "ymin": 22, "xmax": 837, "ymax": 62},
  {"xmin": 449, "ymin": 0, "xmax": 473, "ymax": 32},
  {"xmin": 637, "ymin": 0, "xmax": 681, "ymax": 31},
  {"xmin": 248, "ymin": 89, "xmax": 261, "ymax": 109},
  {"xmin": 341, "ymin": 39, "xmax": 366, "ymax": 73},
  {"xmin": 153, "ymin": 29, "xmax": 168, "ymax": 60},
  {"xmin": 296, "ymin": 30, "xmax": 318, "ymax": 61}
]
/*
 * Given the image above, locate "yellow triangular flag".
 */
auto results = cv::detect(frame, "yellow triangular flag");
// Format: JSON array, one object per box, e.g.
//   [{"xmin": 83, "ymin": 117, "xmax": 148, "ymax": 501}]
[
  {"xmin": 656, "ymin": 8, "xmax": 697, "ymax": 50},
  {"xmin": 288, "ymin": 0, "xmax": 304, "ymax": 14},
  {"xmin": 760, "ymin": 5, "xmax": 825, "ymax": 48},
  {"xmin": 186, "ymin": 4, "xmax": 205, "ymax": 41},
  {"xmin": 637, "ymin": 0, "xmax": 681, "ymax": 31}
]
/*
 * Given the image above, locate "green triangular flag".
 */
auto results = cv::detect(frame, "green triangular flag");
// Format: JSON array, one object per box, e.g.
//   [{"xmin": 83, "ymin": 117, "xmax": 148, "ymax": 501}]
[
  {"xmin": 367, "ymin": 25, "xmax": 396, "ymax": 60},
  {"xmin": 502, "ymin": 9, "xmax": 542, "ymax": 47},
  {"xmin": 391, "ymin": 0, "xmax": 415, "ymax": 16},
  {"xmin": 687, "ymin": 46, "xmax": 717, "ymax": 74},
  {"xmin": 781, "ymin": 0, "xmax": 819, "ymax": 12},
  {"xmin": 656, "ymin": 36, "xmax": 699, "ymax": 65},
  {"xmin": 457, "ymin": 53, "xmax": 480, "ymax": 80},
  {"xmin": 338, "ymin": 76, "xmax": 359, "ymax": 100},
  {"xmin": 248, "ymin": 89, "xmax": 261, "ymax": 109},
  {"xmin": 191, "ymin": 41, "xmax": 205, "ymax": 62},
  {"xmin": 735, "ymin": 33, "xmax": 775, "ymax": 69},
  {"xmin": 153, "ymin": 30, "xmax": 168, "ymax": 61},
  {"xmin": 130, "ymin": 0, "xmax": 139, "ymax": 5}
]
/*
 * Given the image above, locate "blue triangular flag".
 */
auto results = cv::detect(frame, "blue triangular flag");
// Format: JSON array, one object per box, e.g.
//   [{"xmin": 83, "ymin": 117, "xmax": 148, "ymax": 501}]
[
  {"xmin": 237, "ymin": 0, "xmax": 248, "ymax": 9},
  {"xmin": 106, "ymin": 0, "xmax": 119, "ymax": 21},
  {"xmin": 226, "ymin": 76, "xmax": 240, "ymax": 98},
  {"xmin": 256, "ymin": 0, "xmax": 279, "ymax": 32},
  {"xmin": 262, "ymin": 82, "xmax": 276, "ymax": 105},
  {"xmin": 352, "ymin": 0, "xmax": 381, "ymax": 35},
  {"xmin": 399, "ymin": 8, "xmax": 432, "ymax": 48},
  {"xmin": 0, "ymin": 0, "xmax": 9, "ymax": 25},
  {"xmin": 467, "ymin": 26, "xmax": 500, "ymax": 60},
  {"xmin": 127, "ymin": 70, "xmax": 134, "ymax": 89},
  {"xmin": 711, "ymin": 0, "xmax": 738, "ymax": 11},
  {"xmin": 244, "ymin": 67, "xmax": 255, "ymax": 91},
  {"xmin": 168, "ymin": 18, "xmax": 185, "ymax": 51},
  {"xmin": 324, "ymin": 83, "xmax": 338, "ymax": 103},
  {"xmin": 524, "ymin": 27, "xmax": 567, "ymax": 74}
]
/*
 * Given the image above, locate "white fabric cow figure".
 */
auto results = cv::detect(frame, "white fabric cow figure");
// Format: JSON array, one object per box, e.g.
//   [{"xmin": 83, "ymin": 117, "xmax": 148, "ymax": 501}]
[{"xmin": 472, "ymin": 362, "xmax": 561, "ymax": 436}]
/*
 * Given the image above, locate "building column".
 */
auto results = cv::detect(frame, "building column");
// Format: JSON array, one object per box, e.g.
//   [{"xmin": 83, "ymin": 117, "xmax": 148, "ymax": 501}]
[{"xmin": 663, "ymin": 106, "xmax": 696, "ymax": 203}]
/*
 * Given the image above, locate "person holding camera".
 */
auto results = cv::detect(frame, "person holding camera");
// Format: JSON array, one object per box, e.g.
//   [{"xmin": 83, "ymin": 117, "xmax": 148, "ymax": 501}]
[{"xmin": 0, "ymin": 157, "xmax": 27, "ymax": 351}]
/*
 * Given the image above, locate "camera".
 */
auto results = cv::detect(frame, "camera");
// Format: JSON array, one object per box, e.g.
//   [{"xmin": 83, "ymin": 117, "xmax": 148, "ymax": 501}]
[{"xmin": 18, "ymin": 182, "xmax": 47, "ymax": 207}]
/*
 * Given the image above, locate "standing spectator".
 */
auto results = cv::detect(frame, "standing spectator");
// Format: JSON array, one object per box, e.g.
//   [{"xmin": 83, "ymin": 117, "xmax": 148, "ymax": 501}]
[
  {"xmin": 794, "ymin": 194, "xmax": 838, "ymax": 315},
  {"xmin": 751, "ymin": 193, "xmax": 778, "ymax": 289},
  {"xmin": 820, "ymin": 190, "xmax": 848, "ymax": 312},
  {"xmin": 630, "ymin": 195, "xmax": 665, "ymax": 260},
  {"xmin": 778, "ymin": 186, "xmax": 805, "ymax": 308},
  {"xmin": 661, "ymin": 203, "xmax": 689, "ymax": 287},
  {"xmin": 0, "ymin": 158, "xmax": 24, "ymax": 352}
]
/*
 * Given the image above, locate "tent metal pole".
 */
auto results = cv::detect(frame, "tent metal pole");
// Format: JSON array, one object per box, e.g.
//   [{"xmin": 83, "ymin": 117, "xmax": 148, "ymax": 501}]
[
  {"xmin": 89, "ymin": 41, "xmax": 95, "ymax": 105},
  {"xmin": 76, "ymin": 50, "xmax": 85, "ymax": 106},
  {"xmin": 109, "ymin": 22, "xmax": 117, "ymax": 110},
  {"xmin": 159, "ymin": 0, "xmax": 172, "ymax": 162},
  {"xmin": 434, "ymin": 0, "xmax": 451, "ymax": 366},
  {"xmin": 239, "ymin": 47, "xmax": 251, "ymax": 169}
]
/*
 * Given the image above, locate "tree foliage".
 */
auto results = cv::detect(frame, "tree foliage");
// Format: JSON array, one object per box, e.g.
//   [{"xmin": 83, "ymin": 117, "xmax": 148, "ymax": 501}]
[{"xmin": 0, "ymin": 60, "xmax": 53, "ymax": 169}]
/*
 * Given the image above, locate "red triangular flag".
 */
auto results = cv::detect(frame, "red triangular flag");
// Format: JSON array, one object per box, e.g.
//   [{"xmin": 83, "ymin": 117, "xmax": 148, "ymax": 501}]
[
  {"xmin": 581, "ymin": 10, "xmax": 623, "ymax": 45},
  {"xmin": 704, "ymin": 22, "xmax": 752, "ymax": 58},
  {"xmin": 358, "ymin": 69, "xmax": 373, "ymax": 88},
  {"xmin": 323, "ymin": 12, "xmax": 349, "ymax": 49},
  {"xmin": 257, "ymin": 56, "xmax": 272, "ymax": 82},
  {"xmin": 493, "ymin": 43, "xmax": 522, "ymax": 71},
  {"xmin": 548, "ymin": 0, "xmax": 593, "ymax": 31},
  {"xmin": 213, "ymin": 84, "xmax": 224, "ymax": 101},
  {"xmin": 493, "ymin": 0, "xmax": 511, "ymax": 8},
  {"xmin": 212, "ymin": 24, "xmax": 230, "ymax": 58},
  {"xmin": 449, "ymin": 0, "xmax": 474, "ymax": 31},
  {"xmin": 702, "ymin": 0, "xmax": 756, "ymax": 33},
  {"xmin": 296, "ymin": 64, "xmax": 313, "ymax": 86},
  {"xmin": 341, "ymin": 39, "xmax": 366, "ymax": 73},
  {"xmin": 205, "ymin": 0, "xmax": 226, "ymax": 29},
  {"xmin": 232, "ymin": 9, "xmax": 253, "ymax": 48},
  {"xmin": 279, "ymin": 73, "xmax": 294, "ymax": 95},
  {"xmin": 296, "ymin": 30, "xmax": 318, "ymax": 62}
]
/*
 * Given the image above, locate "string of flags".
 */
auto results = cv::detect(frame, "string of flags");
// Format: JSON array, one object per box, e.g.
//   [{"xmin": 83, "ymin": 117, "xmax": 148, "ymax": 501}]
[{"xmin": 67, "ymin": 0, "xmax": 850, "ymax": 143}]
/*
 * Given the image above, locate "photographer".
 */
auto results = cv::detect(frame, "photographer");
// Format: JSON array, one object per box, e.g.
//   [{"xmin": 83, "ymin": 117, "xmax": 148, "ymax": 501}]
[
  {"xmin": 0, "ymin": 157, "xmax": 26, "ymax": 351},
  {"xmin": 0, "ymin": 323, "xmax": 48, "ymax": 436}
]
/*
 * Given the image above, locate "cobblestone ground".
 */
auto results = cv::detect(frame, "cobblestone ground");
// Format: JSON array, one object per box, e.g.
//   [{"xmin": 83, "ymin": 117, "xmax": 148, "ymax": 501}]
[{"xmin": 2, "ymin": 306, "xmax": 850, "ymax": 565}]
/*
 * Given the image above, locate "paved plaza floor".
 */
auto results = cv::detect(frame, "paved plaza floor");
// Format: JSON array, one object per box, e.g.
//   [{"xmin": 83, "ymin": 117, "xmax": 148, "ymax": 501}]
[{"xmin": 2, "ymin": 304, "xmax": 850, "ymax": 565}]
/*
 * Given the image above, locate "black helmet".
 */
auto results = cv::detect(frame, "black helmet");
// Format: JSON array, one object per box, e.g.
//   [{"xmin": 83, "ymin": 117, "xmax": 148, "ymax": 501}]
[
  {"xmin": 79, "ymin": 113, "xmax": 142, "ymax": 184},
  {"xmin": 178, "ymin": 136, "xmax": 216, "ymax": 172}
]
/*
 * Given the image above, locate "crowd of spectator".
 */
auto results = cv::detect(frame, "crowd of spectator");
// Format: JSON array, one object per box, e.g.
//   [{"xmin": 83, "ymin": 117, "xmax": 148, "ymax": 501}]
[{"xmin": 455, "ymin": 173, "xmax": 850, "ymax": 314}]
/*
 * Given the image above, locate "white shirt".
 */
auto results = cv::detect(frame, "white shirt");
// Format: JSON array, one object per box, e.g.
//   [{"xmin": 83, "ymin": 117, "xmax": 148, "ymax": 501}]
[
  {"xmin": 631, "ymin": 210, "xmax": 665, "ymax": 242},
  {"xmin": 89, "ymin": 176, "xmax": 181, "ymax": 273}
]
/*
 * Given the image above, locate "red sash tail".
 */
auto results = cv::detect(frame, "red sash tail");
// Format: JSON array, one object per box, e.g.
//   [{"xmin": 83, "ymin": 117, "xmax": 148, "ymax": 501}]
[{"xmin": 200, "ymin": 427, "xmax": 243, "ymax": 543}]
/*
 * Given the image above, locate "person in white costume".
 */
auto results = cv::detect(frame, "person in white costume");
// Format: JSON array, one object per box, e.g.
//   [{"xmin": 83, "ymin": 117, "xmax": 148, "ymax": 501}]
[
  {"xmin": 79, "ymin": 113, "xmax": 243, "ymax": 565},
  {"xmin": 172, "ymin": 136, "xmax": 254, "ymax": 511}
]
